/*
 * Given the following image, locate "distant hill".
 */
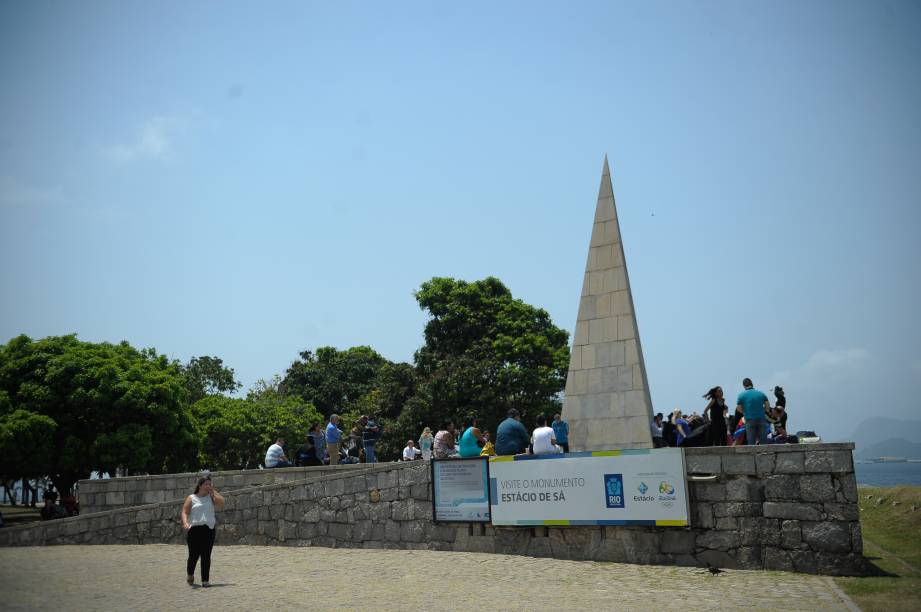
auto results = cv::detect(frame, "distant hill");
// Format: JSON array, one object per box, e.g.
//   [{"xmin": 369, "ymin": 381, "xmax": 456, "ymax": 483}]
[
  {"xmin": 850, "ymin": 417, "xmax": 921, "ymax": 449},
  {"xmin": 855, "ymin": 437, "xmax": 921, "ymax": 461}
]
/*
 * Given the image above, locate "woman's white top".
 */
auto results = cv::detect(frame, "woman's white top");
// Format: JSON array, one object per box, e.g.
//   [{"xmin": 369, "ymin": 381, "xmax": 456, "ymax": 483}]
[{"xmin": 188, "ymin": 494, "xmax": 216, "ymax": 529}]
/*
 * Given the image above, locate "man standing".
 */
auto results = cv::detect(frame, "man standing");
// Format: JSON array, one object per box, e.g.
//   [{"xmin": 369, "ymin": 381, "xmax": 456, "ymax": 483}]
[
  {"xmin": 265, "ymin": 436, "xmax": 293, "ymax": 468},
  {"xmin": 551, "ymin": 413, "xmax": 570, "ymax": 453},
  {"xmin": 326, "ymin": 415, "xmax": 342, "ymax": 465},
  {"xmin": 362, "ymin": 415, "xmax": 381, "ymax": 464},
  {"xmin": 737, "ymin": 378, "xmax": 770, "ymax": 446},
  {"xmin": 651, "ymin": 413, "xmax": 664, "ymax": 448},
  {"xmin": 495, "ymin": 409, "xmax": 530, "ymax": 456}
]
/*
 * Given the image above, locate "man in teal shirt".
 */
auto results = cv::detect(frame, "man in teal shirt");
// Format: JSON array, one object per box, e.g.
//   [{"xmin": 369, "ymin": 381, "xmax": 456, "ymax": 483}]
[
  {"xmin": 736, "ymin": 378, "xmax": 770, "ymax": 445},
  {"xmin": 551, "ymin": 413, "xmax": 570, "ymax": 453}
]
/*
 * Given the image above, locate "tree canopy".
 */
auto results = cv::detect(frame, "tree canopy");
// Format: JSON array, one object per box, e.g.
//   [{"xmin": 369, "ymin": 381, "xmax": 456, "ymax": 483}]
[
  {"xmin": 409, "ymin": 276, "xmax": 570, "ymax": 437},
  {"xmin": 182, "ymin": 355, "xmax": 241, "ymax": 404},
  {"xmin": 192, "ymin": 391, "xmax": 322, "ymax": 471},
  {"xmin": 281, "ymin": 346, "xmax": 392, "ymax": 417},
  {"xmin": 0, "ymin": 334, "xmax": 199, "ymax": 493},
  {"xmin": 0, "ymin": 275, "xmax": 571, "ymax": 472}
]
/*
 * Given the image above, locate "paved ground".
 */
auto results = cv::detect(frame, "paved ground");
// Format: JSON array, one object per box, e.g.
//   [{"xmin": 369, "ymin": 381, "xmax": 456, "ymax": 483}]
[{"xmin": 0, "ymin": 545, "xmax": 855, "ymax": 611}]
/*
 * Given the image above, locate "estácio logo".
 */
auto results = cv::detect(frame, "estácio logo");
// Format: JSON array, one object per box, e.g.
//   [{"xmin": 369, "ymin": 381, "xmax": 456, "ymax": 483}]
[
  {"xmin": 637, "ymin": 482, "xmax": 648, "ymax": 495},
  {"xmin": 603, "ymin": 473, "xmax": 624, "ymax": 508}
]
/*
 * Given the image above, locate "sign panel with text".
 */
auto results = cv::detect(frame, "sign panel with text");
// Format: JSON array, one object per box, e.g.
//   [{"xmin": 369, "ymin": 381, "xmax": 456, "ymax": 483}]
[
  {"xmin": 488, "ymin": 448, "xmax": 689, "ymax": 526},
  {"xmin": 431, "ymin": 457, "xmax": 491, "ymax": 523}
]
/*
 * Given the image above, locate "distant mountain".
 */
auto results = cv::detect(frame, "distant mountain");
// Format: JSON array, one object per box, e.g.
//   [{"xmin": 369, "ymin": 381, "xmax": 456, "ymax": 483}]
[
  {"xmin": 854, "ymin": 438, "xmax": 921, "ymax": 461},
  {"xmin": 850, "ymin": 417, "xmax": 921, "ymax": 449}
]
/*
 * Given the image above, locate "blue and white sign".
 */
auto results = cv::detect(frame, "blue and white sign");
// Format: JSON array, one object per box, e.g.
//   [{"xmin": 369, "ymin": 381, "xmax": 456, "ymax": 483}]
[
  {"xmin": 431, "ymin": 457, "xmax": 491, "ymax": 523},
  {"xmin": 488, "ymin": 448, "xmax": 689, "ymax": 526}
]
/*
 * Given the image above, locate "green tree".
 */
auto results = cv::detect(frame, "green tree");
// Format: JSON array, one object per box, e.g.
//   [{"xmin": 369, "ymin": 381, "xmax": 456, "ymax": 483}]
[
  {"xmin": 0, "ymin": 409, "xmax": 57, "ymax": 482},
  {"xmin": 192, "ymin": 393, "xmax": 322, "ymax": 470},
  {"xmin": 182, "ymin": 355, "xmax": 242, "ymax": 403},
  {"xmin": 281, "ymin": 346, "xmax": 390, "ymax": 417},
  {"xmin": 410, "ymin": 276, "xmax": 570, "ymax": 437},
  {"xmin": 0, "ymin": 334, "xmax": 199, "ymax": 494}
]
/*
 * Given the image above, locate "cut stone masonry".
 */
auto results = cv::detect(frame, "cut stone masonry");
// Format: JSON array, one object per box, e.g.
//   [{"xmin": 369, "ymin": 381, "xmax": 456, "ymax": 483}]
[{"xmin": 0, "ymin": 444, "xmax": 865, "ymax": 576}]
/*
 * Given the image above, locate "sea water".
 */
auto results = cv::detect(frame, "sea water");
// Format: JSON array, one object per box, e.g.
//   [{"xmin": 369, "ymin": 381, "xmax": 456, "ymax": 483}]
[{"xmin": 854, "ymin": 461, "xmax": 921, "ymax": 486}]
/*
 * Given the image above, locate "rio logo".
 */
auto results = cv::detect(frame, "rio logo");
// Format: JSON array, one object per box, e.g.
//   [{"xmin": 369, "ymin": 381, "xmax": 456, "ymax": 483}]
[{"xmin": 604, "ymin": 473, "xmax": 625, "ymax": 508}]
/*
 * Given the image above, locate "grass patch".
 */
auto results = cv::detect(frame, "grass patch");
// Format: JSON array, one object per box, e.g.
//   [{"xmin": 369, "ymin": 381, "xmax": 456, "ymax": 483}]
[
  {"xmin": 0, "ymin": 503, "xmax": 41, "ymax": 526},
  {"xmin": 835, "ymin": 486, "xmax": 921, "ymax": 612}
]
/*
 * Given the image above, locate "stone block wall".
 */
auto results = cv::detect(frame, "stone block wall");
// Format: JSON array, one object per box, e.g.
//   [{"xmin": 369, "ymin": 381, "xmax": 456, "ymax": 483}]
[
  {"xmin": 0, "ymin": 444, "xmax": 865, "ymax": 576},
  {"xmin": 77, "ymin": 464, "xmax": 368, "ymax": 515}
]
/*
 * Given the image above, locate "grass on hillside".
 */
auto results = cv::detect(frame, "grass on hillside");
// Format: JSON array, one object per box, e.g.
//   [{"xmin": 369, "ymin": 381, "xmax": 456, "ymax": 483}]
[{"xmin": 835, "ymin": 486, "xmax": 921, "ymax": 612}]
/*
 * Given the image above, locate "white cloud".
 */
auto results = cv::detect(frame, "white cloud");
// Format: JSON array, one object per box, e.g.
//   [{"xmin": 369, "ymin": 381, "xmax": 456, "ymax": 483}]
[
  {"xmin": 0, "ymin": 175, "xmax": 64, "ymax": 209},
  {"xmin": 107, "ymin": 117, "xmax": 181, "ymax": 162},
  {"xmin": 767, "ymin": 348, "xmax": 870, "ymax": 389}
]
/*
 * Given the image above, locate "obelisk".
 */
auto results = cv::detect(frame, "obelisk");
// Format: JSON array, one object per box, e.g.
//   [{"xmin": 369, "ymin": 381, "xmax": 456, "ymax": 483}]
[{"xmin": 562, "ymin": 156, "xmax": 655, "ymax": 451}]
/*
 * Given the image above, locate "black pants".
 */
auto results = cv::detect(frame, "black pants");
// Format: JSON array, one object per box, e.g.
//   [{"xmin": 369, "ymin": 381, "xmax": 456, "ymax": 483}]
[
  {"xmin": 186, "ymin": 525, "xmax": 215, "ymax": 581},
  {"xmin": 710, "ymin": 421, "xmax": 727, "ymax": 446},
  {"xmin": 560, "ymin": 442, "xmax": 570, "ymax": 453}
]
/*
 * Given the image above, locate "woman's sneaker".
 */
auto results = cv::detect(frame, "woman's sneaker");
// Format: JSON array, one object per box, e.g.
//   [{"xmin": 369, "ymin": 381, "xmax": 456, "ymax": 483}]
[
  {"xmin": 202, "ymin": 581, "xmax": 210, "ymax": 588},
  {"xmin": 186, "ymin": 575, "xmax": 194, "ymax": 586}
]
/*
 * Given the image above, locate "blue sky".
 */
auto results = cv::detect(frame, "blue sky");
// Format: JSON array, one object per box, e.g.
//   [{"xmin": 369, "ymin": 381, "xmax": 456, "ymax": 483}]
[{"xmin": 2, "ymin": 1, "xmax": 919, "ymax": 443}]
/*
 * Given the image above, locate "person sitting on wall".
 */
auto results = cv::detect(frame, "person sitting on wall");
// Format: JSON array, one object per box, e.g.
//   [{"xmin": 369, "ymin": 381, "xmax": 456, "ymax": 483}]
[
  {"xmin": 433, "ymin": 421, "xmax": 457, "ymax": 459},
  {"xmin": 40, "ymin": 497, "xmax": 59, "ymax": 521},
  {"xmin": 532, "ymin": 414, "xmax": 563, "ymax": 455},
  {"xmin": 294, "ymin": 434, "xmax": 321, "ymax": 467},
  {"xmin": 264, "ymin": 436, "xmax": 294, "ymax": 468},
  {"xmin": 458, "ymin": 415, "xmax": 487, "ymax": 458},
  {"xmin": 340, "ymin": 443, "xmax": 361, "ymax": 464},
  {"xmin": 495, "ymin": 409, "xmax": 530, "ymax": 456},
  {"xmin": 402, "ymin": 440, "xmax": 421, "ymax": 461},
  {"xmin": 479, "ymin": 431, "xmax": 496, "ymax": 457}
]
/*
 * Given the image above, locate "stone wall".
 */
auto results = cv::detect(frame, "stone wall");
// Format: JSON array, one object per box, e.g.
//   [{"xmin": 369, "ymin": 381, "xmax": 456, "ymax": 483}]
[
  {"xmin": 77, "ymin": 464, "xmax": 368, "ymax": 515},
  {"xmin": 0, "ymin": 444, "xmax": 865, "ymax": 576}
]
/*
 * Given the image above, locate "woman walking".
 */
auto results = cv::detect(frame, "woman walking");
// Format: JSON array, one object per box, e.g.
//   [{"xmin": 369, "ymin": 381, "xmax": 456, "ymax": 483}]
[
  {"xmin": 181, "ymin": 475, "xmax": 224, "ymax": 587},
  {"xmin": 704, "ymin": 386, "xmax": 728, "ymax": 446}
]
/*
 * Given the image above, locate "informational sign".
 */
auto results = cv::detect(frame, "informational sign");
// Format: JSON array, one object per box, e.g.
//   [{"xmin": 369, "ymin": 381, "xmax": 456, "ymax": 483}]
[
  {"xmin": 488, "ymin": 448, "xmax": 689, "ymax": 526},
  {"xmin": 431, "ymin": 457, "xmax": 491, "ymax": 523}
]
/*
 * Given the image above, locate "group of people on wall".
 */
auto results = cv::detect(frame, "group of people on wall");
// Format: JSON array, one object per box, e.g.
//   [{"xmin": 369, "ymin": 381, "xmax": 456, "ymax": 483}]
[
  {"xmin": 403, "ymin": 410, "xmax": 570, "ymax": 461},
  {"xmin": 262, "ymin": 414, "xmax": 383, "ymax": 469},
  {"xmin": 259, "ymin": 378, "xmax": 790, "ymax": 473},
  {"xmin": 651, "ymin": 378, "xmax": 789, "ymax": 448}
]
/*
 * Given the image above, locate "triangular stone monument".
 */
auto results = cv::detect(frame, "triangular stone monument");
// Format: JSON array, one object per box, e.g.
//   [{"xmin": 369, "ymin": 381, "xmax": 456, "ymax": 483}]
[{"xmin": 562, "ymin": 156, "xmax": 655, "ymax": 451}]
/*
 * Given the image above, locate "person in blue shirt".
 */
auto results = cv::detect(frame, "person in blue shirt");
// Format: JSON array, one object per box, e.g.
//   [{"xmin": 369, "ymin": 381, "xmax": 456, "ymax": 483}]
[
  {"xmin": 495, "ymin": 408, "xmax": 530, "ymax": 456},
  {"xmin": 361, "ymin": 415, "xmax": 381, "ymax": 464},
  {"xmin": 673, "ymin": 410, "xmax": 691, "ymax": 446},
  {"xmin": 736, "ymin": 378, "xmax": 770, "ymax": 446},
  {"xmin": 325, "ymin": 414, "xmax": 343, "ymax": 465},
  {"xmin": 551, "ymin": 413, "xmax": 570, "ymax": 453}
]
